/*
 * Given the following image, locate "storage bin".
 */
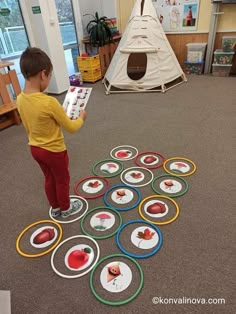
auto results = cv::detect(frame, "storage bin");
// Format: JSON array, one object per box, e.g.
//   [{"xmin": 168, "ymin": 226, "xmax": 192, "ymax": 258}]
[
  {"xmin": 184, "ymin": 61, "xmax": 204, "ymax": 74},
  {"xmin": 212, "ymin": 64, "xmax": 232, "ymax": 77},
  {"xmin": 69, "ymin": 72, "xmax": 83, "ymax": 87},
  {"xmin": 213, "ymin": 49, "xmax": 235, "ymax": 65},
  {"xmin": 222, "ymin": 36, "xmax": 236, "ymax": 52},
  {"xmin": 80, "ymin": 68, "xmax": 102, "ymax": 82},
  {"xmin": 77, "ymin": 55, "xmax": 100, "ymax": 71},
  {"xmin": 186, "ymin": 43, "xmax": 207, "ymax": 63}
]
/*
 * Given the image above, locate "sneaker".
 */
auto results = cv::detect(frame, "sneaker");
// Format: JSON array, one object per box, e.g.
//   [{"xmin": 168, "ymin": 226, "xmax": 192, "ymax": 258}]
[
  {"xmin": 51, "ymin": 207, "xmax": 61, "ymax": 218},
  {"xmin": 61, "ymin": 200, "xmax": 82, "ymax": 218}
]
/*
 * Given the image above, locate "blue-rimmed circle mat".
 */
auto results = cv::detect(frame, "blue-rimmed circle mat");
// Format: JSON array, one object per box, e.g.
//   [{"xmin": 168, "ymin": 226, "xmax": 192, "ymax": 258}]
[
  {"xmin": 152, "ymin": 174, "xmax": 188, "ymax": 198},
  {"xmin": 92, "ymin": 159, "xmax": 124, "ymax": 178},
  {"xmin": 74, "ymin": 176, "xmax": 110, "ymax": 199},
  {"xmin": 120, "ymin": 166, "xmax": 154, "ymax": 187},
  {"xmin": 51, "ymin": 235, "xmax": 100, "ymax": 279},
  {"xmin": 163, "ymin": 157, "xmax": 197, "ymax": 176},
  {"xmin": 49, "ymin": 195, "xmax": 89, "ymax": 224},
  {"xmin": 116, "ymin": 220, "xmax": 163, "ymax": 259},
  {"xmin": 139, "ymin": 195, "xmax": 180, "ymax": 225},
  {"xmin": 134, "ymin": 151, "xmax": 165, "ymax": 169},
  {"xmin": 90, "ymin": 254, "xmax": 143, "ymax": 306},
  {"xmin": 110, "ymin": 145, "xmax": 138, "ymax": 161},
  {"xmin": 103, "ymin": 184, "xmax": 142, "ymax": 211},
  {"xmin": 80, "ymin": 206, "xmax": 122, "ymax": 240}
]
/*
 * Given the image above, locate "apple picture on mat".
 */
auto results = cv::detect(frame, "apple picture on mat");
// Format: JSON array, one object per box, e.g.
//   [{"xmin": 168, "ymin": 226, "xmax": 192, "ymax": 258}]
[
  {"xmin": 115, "ymin": 150, "xmax": 132, "ymax": 159},
  {"xmin": 65, "ymin": 244, "xmax": 94, "ymax": 271},
  {"xmin": 100, "ymin": 261, "xmax": 132, "ymax": 293}
]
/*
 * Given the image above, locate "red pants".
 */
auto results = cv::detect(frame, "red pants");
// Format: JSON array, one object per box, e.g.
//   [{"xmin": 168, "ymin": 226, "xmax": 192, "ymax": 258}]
[{"xmin": 30, "ymin": 146, "xmax": 70, "ymax": 210}]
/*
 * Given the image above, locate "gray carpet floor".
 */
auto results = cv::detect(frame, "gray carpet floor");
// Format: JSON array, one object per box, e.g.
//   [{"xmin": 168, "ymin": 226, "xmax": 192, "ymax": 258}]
[{"xmin": 0, "ymin": 75, "xmax": 235, "ymax": 314}]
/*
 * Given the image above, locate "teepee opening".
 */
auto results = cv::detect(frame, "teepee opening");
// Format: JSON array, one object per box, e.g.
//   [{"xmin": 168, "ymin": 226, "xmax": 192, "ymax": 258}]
[{"xmin": 127, "ymin": 53, "xmax": 147, "ymax": 80}]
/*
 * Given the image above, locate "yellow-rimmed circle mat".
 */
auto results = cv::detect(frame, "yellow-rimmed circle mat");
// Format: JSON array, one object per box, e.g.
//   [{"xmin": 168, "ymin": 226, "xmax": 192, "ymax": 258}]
[
  {"xmin": 163, "ymin": 157, "xmax": 197, "ymax": 176},
  {"xmin": 139, "ymin": 195, "xmax": 180, "ymax": 225},
  {"xmin": 16, "ymin": 220, "xmax": 63, "ymax": 258}
]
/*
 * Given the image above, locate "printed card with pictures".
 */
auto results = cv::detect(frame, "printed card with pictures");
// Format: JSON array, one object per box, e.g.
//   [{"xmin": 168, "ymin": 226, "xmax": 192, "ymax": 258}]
[{"xmin": 63, "ymin": 86, "xmax": 92, "ymax": 120}]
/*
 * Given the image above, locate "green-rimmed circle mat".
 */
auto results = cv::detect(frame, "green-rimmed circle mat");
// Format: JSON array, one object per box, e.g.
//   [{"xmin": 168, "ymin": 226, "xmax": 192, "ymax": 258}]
[
  {"xmin": 139, "ymin": 195, "xmax": 180, "ymax": 225},
  {"xmin": 110, "ymin": 145, "xmax": 138, "ymax": 161},
  {"xmin": 81, "ymin": 206, "xmax": 122, "ymax": 240},
  {"xmin": 152, "ymin": 174, "xmax": 189, "ymax": 198},
  {"xmin": 120, "ymin": 166, "xmax": 154, "ymax": 187},
  {"xmin": 163, "ymin": 157, "xmax": 197, "ymax": 176},
  {"xmin": 92, "ymin": 159, "xmax": 124, "ymax": 178},
  {"xmin": 90, "ymin": 254, "xmax": 143, "ymax": 306}
]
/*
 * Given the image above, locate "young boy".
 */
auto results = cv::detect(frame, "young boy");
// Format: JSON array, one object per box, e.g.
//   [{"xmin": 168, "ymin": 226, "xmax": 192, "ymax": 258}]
[{"xmin": 17, "ymin": 47, "xmax": 87, "ymax": 218}]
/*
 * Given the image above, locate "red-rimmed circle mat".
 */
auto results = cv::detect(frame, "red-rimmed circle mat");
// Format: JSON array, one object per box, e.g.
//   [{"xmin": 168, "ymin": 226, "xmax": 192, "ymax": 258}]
[
  {"xmin": 16, "ymin": 220, "xmax": 63, "ymax": 258},
  {"xmin": 163, "ymin": 157, "xmax": 197, "ymax": 176},
  {"xmin": 134, "ymin": 151, "xmax": 165, "ymax": 169},
  {"xmin": 139, "ymin": 195, "xmax": 180, "ymax": 225},
  {"xmin": 74, "ymin": 176, "xmax": 110, "ymax": 199},
  {"xmin": 110, "ymin": 145, "xmax": 138, "ymax": 161}
]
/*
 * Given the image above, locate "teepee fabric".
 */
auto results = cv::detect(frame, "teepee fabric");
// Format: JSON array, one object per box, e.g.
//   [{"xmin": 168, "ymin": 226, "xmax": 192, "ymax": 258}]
[{"xmin": 103, "ymin": 0, "xmax": 186, "ymax": 94}]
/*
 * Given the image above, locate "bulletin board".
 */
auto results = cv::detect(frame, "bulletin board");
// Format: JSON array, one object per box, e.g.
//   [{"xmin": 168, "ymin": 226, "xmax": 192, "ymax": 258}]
[{"xmin": 152, "ymin": 0, "xmax": 201, "ymax": 32}]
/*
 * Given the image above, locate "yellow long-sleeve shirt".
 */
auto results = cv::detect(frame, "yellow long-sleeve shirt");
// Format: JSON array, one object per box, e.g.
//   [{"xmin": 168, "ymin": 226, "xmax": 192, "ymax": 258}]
[{"xmin": 17, "ymin": 92, "xmax": 84, "ymax": 152}]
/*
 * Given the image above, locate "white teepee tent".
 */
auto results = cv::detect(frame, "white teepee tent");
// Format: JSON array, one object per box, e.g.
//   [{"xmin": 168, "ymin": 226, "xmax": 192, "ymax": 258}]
[{"xmin": 103, "ymin": 0, "xmax": 187, "ymax": 94}]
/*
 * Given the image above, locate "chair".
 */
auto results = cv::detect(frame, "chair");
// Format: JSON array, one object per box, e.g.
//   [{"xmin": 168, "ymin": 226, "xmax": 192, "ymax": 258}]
[{"xmin": 0, "ymin": 67, "xmax": 21, "ymax": 130}]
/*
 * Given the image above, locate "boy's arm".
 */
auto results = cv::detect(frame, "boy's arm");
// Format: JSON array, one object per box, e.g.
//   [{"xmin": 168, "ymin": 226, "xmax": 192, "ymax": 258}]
[{"xmin": 50, "ymin": 98, "xmax": 85, "ymax": 133}]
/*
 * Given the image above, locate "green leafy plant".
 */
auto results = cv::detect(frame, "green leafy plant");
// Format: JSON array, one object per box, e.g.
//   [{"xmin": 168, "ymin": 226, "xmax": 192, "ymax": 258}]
[{"xmin": 84, "ymin": 12, "xmax": 114, "ymax": 47}]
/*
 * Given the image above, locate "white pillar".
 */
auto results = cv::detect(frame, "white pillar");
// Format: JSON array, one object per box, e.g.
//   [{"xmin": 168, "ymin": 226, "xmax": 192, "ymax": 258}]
[{"xmin": 19, "ymin": 0, "xmax": 69, "ymax": 94}]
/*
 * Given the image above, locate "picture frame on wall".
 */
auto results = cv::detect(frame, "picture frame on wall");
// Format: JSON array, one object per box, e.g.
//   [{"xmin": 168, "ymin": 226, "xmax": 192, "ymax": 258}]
[{"xmin": 152, "ymin": 0, "xmax": 200, "ymax": 33}]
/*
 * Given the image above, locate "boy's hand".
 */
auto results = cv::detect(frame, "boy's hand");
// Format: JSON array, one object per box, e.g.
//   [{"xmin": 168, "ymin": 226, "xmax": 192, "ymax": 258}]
[{"xmin": 79, "ymin": 110, "xmax": 87, "ymax": 121}]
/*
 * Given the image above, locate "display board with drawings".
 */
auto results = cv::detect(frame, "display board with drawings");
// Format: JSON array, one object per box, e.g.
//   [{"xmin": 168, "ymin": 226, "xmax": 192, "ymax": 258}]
[
  {"xmin": 63, "ymin": 87, "xmax": 92, "ymax": 120},
  {"xmin": 152, "ymin": 0, "xmax": 200, "ymax": 32}
]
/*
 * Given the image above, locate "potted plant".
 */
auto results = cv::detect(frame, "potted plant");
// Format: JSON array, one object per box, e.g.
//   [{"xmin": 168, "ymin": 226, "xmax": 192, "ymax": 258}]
[{"xmin": 84, "ymin": 12, "xmax": 114, "ymax": 47}]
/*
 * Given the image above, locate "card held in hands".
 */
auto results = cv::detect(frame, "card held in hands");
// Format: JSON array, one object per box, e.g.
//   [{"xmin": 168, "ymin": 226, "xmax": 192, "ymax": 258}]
[{"xmin": 62, "ymin": 86, "xmax": 92, "ymax": 120}]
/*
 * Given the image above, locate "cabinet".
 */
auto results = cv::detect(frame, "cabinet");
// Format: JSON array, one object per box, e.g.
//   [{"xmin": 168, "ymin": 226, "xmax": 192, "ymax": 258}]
[{"xmin": 0, "ymin": 62, "xmax": 21, "ymax": 130}]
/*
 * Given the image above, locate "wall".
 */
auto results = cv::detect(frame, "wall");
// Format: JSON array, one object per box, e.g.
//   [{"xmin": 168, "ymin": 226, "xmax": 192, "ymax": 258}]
[{"xmin": 115, "ymin": 0, "xmax": 236, "ymax": 72}]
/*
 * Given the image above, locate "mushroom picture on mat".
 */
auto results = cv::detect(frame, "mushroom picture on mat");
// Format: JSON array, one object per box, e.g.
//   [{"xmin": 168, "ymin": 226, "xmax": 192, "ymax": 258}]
[{"xmin": 90, "ymin": 212, "xmax": 115, "ymax": 231}]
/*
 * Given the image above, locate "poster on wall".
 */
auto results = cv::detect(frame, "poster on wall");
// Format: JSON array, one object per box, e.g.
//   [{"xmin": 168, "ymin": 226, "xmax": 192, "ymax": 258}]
[{"xmin": 152, "ymin": 0, "xmax": 200, "ymax": 33}]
